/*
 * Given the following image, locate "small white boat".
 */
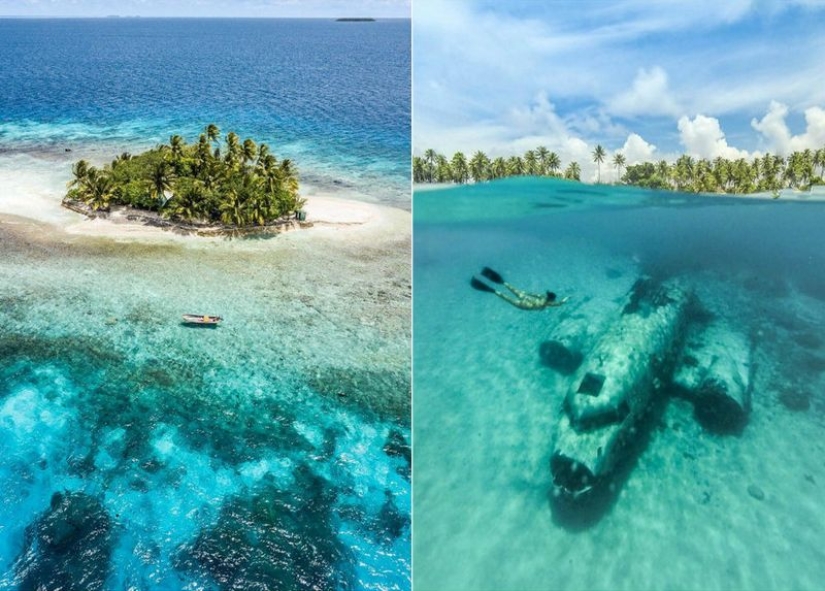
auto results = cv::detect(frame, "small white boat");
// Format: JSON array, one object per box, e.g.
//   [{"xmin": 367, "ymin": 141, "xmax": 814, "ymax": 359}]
[{"xmin": 182, "ymin": 314, "xmax": 222, "ymax": 325}]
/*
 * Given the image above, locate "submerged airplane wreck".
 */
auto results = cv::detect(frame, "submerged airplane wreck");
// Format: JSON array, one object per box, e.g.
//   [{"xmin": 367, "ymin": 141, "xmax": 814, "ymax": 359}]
[{"xmin": 546, "ymin": 276, "xmax": 753, "ymax": 500}]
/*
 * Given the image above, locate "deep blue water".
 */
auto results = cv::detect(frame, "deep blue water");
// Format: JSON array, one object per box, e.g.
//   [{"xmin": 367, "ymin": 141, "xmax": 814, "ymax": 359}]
[{"xmin": 0, "ymin": 18, "xmax": 410, "ymax": 204}]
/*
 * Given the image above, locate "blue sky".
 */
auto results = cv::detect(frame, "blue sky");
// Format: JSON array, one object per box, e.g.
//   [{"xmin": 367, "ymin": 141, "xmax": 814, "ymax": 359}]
[
  {"xmin": 0, "ymin": 0, "xmax": 409, "ymax": 18},
  {"xmin": 414, "ymin": 0, "xmax": 825, "ymax": 181}
]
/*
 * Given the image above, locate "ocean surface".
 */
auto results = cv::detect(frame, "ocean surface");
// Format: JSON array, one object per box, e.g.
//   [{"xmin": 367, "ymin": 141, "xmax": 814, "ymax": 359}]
[
  {"xmin": 0, "ymin": 17, "xmax": 410, "ymax": 591},
  {"xmin": 0, "ymin": 18, "xmax": 410, "ymax": 206},
  {"xmin": 413, "ymin": 177, "xmax": 825, "ymax": 591}
]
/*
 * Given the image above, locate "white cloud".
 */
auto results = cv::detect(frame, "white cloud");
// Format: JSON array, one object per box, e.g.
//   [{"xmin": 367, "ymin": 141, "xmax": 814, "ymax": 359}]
[
  {"xmin": 504, "ymin": 92, "xmax": 569, "ymax": 137},
  {"xmin": 751, "ymin": 100, "xmax": 825, "ymax": 155},
  {"xmin": 620, "ymin": 133, "xmax": 657, "ymax": 165},
  {"xmin": 607, "ymin": 67, "xmax": 681, "ymax": 117},
  {"xmin": 677, "ymin": 114, "xmax": 750, "ymax": 160}
]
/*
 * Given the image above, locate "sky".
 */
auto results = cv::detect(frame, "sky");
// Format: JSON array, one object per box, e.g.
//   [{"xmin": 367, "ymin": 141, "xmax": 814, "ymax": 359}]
[
  {"xmin": 0, "ymin": 0, "xmax": 409, "ymax": 18},
  {"xmin": 414, "ymin": 0, "xmax": 825, "ymax": 182}
]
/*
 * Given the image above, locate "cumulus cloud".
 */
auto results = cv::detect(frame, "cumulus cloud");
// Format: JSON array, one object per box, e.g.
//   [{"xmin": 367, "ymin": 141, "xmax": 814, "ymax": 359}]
[
  {"xmin": 619, "ymin": 133, "xmax": 657, "ymax": 165},
  {"xmin": 751, "ymin": 100, "xmax": 825, "ymax": 155},
  {"xmin": 607, "ymin": 67, "xmax": 681, "ymax": 118},
  {"xmin": 505, "ymin": 92, "xmax": 569, "ymax": 137},
  {"xmin": 677, "ymin": 114, "xmax": 750, "ymax": 160}
]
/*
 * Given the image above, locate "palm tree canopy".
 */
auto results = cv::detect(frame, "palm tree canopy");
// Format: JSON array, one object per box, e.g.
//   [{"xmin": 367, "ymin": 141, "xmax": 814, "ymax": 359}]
[{"xmin": 64, "ymin": 125, "xmax": 301, "ymax": 228}]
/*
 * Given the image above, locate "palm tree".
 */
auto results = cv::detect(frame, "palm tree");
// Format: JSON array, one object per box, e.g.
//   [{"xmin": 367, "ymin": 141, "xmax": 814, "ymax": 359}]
[
  {"xmin": 592, "ymin": 145, "xmax": 606, "ymax": 183},
  {"xmin": 206, "ymin": 124, "xmax": 220, "ymax": 143},
  {"xmin": 451, "ymin": 152, "xmax": 469, "ymax": 184},
  {"xmin": 219, "ymin": 185, "xmax": 245, "ymax": 227},
  {"xmin": 169, "ymin": 135, "xmax": 185, "ymax": 161},
  {"xmin": 423, "ymin": 149, "xmax": 438, "ymax": 183},
  {"xmin": 225, "ymin": 132, "xmax": 242, "ymax": 169},
  {"xmin": 814, "ymin": 147, "xmax": 825, "ymax": 182},
  {"xmin": 82, "ymin": 168, "xmax": 114, "ymax": 211},
  {"xmin": 536, "ymin": 146, "xmax": 550, "ymax": 176},
  {"xmin": 564, "ymin": 162, "xmax": 581, "ymax": 181},
  {"xmin": 276, "ymin": 158, "xmax": 302, "ymax": 212},
  {"xmin": 111, "ymin": 152, "xmax": 132, "ymax": 171},
  {"xmin": 167, "ymin": 178, "xmax": 207, "ymax": 221},
  {"xmin": 150, "ymin": 160, "xmax": 175, "ymax": 206},
  {"xmin": 469, "ymin": 151, "xmax": 490, "ymax": 183},
  {"xmin": 612, "ymin": 152, "xmax": 626, "ymax": 183},
  {"xmin": 67, "ymin": 159, "xmax": 91, "ymax": 190},
  {"xmin": 674, "ymin": 154, "xmax": 695, "ymax": 192},
  {"xmin": 242, "ymin": 138, "xmax": 257, "ymax": 165},
  {"xmin": 413, "ymin": 157, "xmax": 426, "ymax": 184},
  {"xmin": 490, "ymin": 157, "xmax": 507, "ymax": 179},
  {"xmin": 435, "ymin": 154, "xmax": 452, "ymax": 183},
  {"xmin": 524, "ymin": 150, "xmax": 538, "ymax": 176},
  {"xmin": 546, "ymin": 152, "xmax": 561, "ymax": 176},
  {"xmin": 257, "ymin": 143, "xmax": 271, "ymax": 164},
  {"xmin": 507, "ymin": 155, "xmax": 525, "ymax": 176},
  {"xmin": 656, "ymin": 160, "xmax": 672, "ymax": 189}
]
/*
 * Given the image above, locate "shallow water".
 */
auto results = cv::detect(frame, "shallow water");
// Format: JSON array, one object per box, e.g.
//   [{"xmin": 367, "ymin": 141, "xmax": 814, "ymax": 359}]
[
  {"xmin": 0, "ymin": 222, "xmax": 411, "ymax": 589},
  {"xmin": 413, "ymin": 177, "xmax": 825, "ymax": 591}
]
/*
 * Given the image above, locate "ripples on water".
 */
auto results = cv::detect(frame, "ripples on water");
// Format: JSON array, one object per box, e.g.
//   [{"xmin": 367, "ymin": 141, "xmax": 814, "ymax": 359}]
[{"xmin": 0, "ymin": 18, "xmax": 411, "ymax": 205}]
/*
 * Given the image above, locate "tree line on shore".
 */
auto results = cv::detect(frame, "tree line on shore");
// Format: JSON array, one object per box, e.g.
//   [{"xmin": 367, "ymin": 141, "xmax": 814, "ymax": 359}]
[
  {"xmin": 414, "ymin": 145, "xmax": 825, "ymax": 194},
  {"xmin": 65, "ymin": 125, "xmax": 304, "ymax": 227}
]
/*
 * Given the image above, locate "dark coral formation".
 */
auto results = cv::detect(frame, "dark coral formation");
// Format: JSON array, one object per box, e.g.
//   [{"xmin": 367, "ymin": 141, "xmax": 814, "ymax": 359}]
[
  {"xmin": 15, "ymin": 491, "xmax": 114, "ymax": 591},
  {"xmin": 174, "ymin": 465, "xmax": 355, "ymax": 591},
  {"xmin": 383, "ymin": 428, "xmax": 412, "ymax": 480}
]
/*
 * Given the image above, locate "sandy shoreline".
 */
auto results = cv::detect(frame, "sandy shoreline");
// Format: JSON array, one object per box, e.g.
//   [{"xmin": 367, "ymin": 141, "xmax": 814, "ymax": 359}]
[{"xmin": 0, "ymin": 152, "xmax": 409, "ymax": 245}]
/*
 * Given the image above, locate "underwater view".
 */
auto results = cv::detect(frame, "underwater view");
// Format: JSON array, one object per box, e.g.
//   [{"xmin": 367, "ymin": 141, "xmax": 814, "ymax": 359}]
[
  {"xmin": 413, "ymin": 177, "xmax": 825, "ymax": 591},
  {"xmin": 0, "ymin": 16, "xmax": 410, "ymax": 591}
]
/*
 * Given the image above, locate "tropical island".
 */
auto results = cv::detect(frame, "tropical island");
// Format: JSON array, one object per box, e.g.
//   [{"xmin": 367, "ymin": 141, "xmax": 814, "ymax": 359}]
[
  {"xmin": 414, "ymin": 145, "xmax": 825, "ymax": 195},
  {"xmin": 63, "ymin": 125, "xmax": 305, "ymax": 235}
]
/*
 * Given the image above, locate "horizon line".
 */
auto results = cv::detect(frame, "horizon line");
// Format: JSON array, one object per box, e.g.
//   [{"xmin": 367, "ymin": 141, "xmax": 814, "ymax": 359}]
[{"xmin": 0, "ymin": 15, "xmax": 408, "ymax": 20}]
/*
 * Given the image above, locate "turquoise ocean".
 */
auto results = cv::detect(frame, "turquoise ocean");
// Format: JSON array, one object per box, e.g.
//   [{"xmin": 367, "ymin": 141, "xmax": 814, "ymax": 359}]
[
  {"xmin": 0, "ymin": 18, "xmax": 410, "ymax": 591},
  {"xmin": 414, "ymin": 177, "xmax": 825, "ymax": 591}
]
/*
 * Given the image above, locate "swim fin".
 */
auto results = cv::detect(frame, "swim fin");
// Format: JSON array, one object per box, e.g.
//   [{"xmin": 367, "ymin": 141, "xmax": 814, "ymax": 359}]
[
  {"xmin": 471, "ymin": 277, "xmax": 496, "ymax": 293},
  {"xmin": 480, "ymin": 267, "xmax": 504, "ymax": 284}
]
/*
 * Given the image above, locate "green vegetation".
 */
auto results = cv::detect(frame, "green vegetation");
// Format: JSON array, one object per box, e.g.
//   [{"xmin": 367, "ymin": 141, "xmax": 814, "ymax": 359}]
[
  {"xmin": 414, "ymin": 146, "xmax": 579, "ymax": 184},
  {"xmin": 65, "ymin": 125, "xmax": 305, "ymax": 227},
  {"xmin": 414, "ymin": 145, "xmax": 825, "ymax": 195},
  {"xmin": 623, "ymin": 149, "xmax": 825, "ymax": 194}
]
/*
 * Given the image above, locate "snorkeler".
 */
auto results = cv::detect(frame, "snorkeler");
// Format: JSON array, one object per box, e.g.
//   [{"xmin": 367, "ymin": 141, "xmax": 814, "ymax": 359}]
[{"xmin": 471, "ymin": 267, "xmax": 569, "ymax": 310}]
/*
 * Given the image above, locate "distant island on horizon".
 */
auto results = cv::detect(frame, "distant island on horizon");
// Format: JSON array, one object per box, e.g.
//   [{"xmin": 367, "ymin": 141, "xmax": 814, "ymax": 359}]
[
  {"xmin": 335, "ymin": 17, "xmax": 376, "ymax": 22},
  {"xmin": 414, "ymin": 145, "xmax": 825, "ymax": 197}
]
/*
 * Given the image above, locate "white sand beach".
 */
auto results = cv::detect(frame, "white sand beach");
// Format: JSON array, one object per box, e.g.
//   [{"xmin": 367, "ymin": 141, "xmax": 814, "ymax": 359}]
[{"xmin": 0, "ymin": 153, "xmax": 409, "ymax": 245}]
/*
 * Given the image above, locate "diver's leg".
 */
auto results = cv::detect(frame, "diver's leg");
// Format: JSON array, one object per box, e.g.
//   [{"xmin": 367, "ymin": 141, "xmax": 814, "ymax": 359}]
[
  {"xmin": 504, "ymin": 282, "xmax": 529, "ymax": 298},
  {"xmin": 494, "ymin": 290, "xmax": 521, "ymax": 308}
]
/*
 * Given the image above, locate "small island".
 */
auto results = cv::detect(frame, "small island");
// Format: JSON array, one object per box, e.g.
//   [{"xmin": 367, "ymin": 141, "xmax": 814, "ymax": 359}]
[
  {"xmin": 63, "ymin": 125, "xmax": 305, "ymax": 235},
  {"xmin": 335, "ymin": 18, "xmax": 376, "ymax": 22}
]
